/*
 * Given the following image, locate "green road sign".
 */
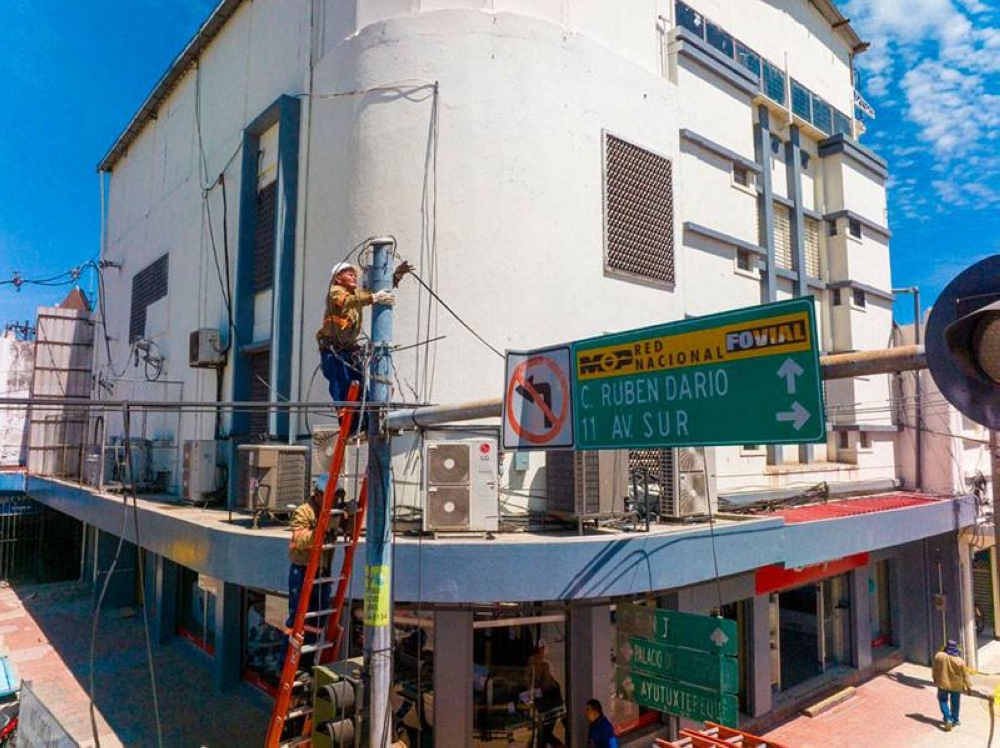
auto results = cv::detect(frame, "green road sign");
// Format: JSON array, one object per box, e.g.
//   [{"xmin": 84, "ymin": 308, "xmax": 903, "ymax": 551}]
[
  {"xmin": 619, "ymin": 604, "xmax": 738, "ymax": 656},
  {"xmin": 571, "ymin": 298, "xmax": 825, "ymax": 449},
  {"xmin": 626, "ymin": 671, "xmax": 739, "ymax": 727},
  {"xmin": 618, "ymin": 635, "xmax": 739, "ymax": 693}
]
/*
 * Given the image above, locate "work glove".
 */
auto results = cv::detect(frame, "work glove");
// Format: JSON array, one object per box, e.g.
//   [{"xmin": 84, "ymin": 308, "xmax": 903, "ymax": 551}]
[
  {"xmin": 372, "ymin": 289, "xmax": 395, "ymax": 306},
  {"xmin": 392, "ymin": 260, "xmax": 414, "ymax": 288}
]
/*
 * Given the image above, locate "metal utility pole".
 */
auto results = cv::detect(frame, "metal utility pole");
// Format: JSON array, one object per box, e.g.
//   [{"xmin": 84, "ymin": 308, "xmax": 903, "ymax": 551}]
[
  {"xmin": 992, "ymin": 429, "xmax": 1000, "ymax": 638},
  {"xmin": 893, "ymin": 287, "xmax": 923, "ymax": 490},
  {"xmin": 365, "ymin": 238, "xmax": 395, "ymax": 748}
]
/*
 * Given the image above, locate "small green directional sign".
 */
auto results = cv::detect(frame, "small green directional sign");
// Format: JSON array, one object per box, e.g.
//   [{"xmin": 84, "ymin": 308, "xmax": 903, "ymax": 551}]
[
  {"xmin": 571, "ymin": 297, "xmax": 825, "ymax": 449},
  {"xmin": 626, "ymin": 671, "xmax": 739, "ymax": 727},
  {"xmin": 618, "ymin": 636, "xmax": 739, "ymax": 693}
]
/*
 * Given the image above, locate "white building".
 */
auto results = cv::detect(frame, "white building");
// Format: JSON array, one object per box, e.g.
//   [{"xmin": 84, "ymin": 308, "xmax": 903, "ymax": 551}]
[{"xmin": 19, "ymin": 2, "xmax": 982, "ymax": 745}]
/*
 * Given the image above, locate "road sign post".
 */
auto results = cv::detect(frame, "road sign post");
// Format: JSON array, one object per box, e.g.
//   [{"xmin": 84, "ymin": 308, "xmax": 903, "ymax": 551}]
[{"xmin": 571, "ymin": 298, "xmax": 825, "ymax": 449}]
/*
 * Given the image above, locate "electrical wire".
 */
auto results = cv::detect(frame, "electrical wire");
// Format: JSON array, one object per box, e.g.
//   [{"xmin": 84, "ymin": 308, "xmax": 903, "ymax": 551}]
[{"xmin": 407, "ymin": 269, "xmax": 503, "ymax": 359}]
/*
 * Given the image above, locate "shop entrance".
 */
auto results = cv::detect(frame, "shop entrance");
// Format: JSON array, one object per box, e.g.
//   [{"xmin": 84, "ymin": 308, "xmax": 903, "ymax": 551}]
[{"xmin": 771, "ymin": 573, "xmax": 852, "ymax": 692}]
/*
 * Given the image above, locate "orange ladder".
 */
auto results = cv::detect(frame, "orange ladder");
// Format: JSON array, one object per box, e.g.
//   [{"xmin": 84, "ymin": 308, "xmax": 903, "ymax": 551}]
[
  {"xmin": 266, "ymin": 382, "xmax": 369, "ymax": 748},
  {"xmin": 656, "ymin": 722, "xmax": 791, "ymax": 748}
]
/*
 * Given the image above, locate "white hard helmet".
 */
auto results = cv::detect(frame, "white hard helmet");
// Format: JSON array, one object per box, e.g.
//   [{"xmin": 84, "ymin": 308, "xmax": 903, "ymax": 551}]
[{"xmin": 330, "ymin": 262, "xmax": 357, "ymax": 278}]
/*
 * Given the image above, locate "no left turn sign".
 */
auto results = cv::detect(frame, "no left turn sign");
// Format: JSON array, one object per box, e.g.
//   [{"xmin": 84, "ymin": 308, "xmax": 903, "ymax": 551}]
[{"xmin": 503, "ymin": 346, "xmax": 574, "ymax": 450}]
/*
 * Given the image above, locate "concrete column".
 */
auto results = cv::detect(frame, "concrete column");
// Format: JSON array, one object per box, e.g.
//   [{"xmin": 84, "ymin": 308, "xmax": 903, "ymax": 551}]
[
  {"xmin": 849, "ymin": 569, "xmax": 872, "ymax": 672},
  {"xmin": 749, "ymin": 595, "xmax": 772, "ymax": 717},
  {"xmin": 958, "ymin": 538, "xmax": 978, "ymax": 671},
  {"xmin": 567, "ymin": 604, "xmax": 613, "ymax": 746},
  {"xmin": 213, "ymin": 581, "xmax": 243, "ymax": 690},
  {"xmin": 433, "ymin": 610, "xmax": 473, "ymax": 746},
  {"xmin": 151, "ymin": 555, "xmax": 179, "ymax": 645}
]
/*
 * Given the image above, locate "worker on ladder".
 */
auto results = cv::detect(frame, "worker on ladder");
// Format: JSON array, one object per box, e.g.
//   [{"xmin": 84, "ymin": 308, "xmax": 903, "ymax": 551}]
[
  {"xmin": 287, "ymin": 478, "xmax": 338, "ymax": 661},
  {"xmin": 316, "ymin": 260, "xmax": 412, "ymax": 423}
]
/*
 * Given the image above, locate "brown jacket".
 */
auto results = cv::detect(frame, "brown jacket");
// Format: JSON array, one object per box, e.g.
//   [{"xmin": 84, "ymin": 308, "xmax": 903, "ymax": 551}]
[
  {"xmin": 932, "ymin": 650, "xmax": 972, "ymax": 692},
  {"xmin": 316, "ymin": 282, "xmax": 373, "ymax": 350},
  {"xmin": 288, "ymin": 501, "xmax": 333, "ymax": 567}
]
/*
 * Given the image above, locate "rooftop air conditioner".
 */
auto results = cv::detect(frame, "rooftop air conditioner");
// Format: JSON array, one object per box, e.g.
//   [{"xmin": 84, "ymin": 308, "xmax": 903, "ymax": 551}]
[
  {"xmin": 236, "ymin": 444, "xmax": 308, "ymax": 515},
  {"xmin": 423, "ymin": 438, "xmax": 498, "ymax": 533},
  {"xmin": 189, "ymin": 328, "xmax": 224, "ymax": 368},
  {"xmin": 182, "ymin": 440, "xmax": 218, "ymax": 503},
  {"xmin": 545, "ymin": 449, "xmax": 629, "ymax": 519},
  {"xmin": 311, "ymin": 424, "xmax": 368, "ymax": 503},
  {"xmin": 664, "ymin": 447, "xmax": 717, "ymax": 519}
]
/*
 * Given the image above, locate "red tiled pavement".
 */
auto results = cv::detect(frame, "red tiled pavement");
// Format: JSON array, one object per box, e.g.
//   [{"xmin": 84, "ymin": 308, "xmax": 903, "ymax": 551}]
[
  {"xmin": 763, "ymin": 642, "xmax": 1000, "ymax": 747},
  {"xmin": 0, "ymin": 580, "xmax": 271, "ymax": 746}
]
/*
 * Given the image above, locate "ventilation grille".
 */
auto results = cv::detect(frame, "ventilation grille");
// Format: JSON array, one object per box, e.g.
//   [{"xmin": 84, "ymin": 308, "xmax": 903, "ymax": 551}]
[
  {"xmin": 248, "ymin": 350, "xmax": 271, "ymax": 435},
  {"xmin": 426, "ymin": 487, "xmax": 471, "ymax": 530},
  {"xmin": 129, "ymin": 254, "xmax": 169, "ymax": 342},
  {"xmin": 629, "ymin": 449, "xmax": 675, "ymax": 518},
  {"xmin": 253, "ymin": 181, "xmax": 277, "ymax": 292},
  {"xmin": 773, "ymin": 203, "xmax": 792, "ymax": 270},
  {"xmin": 804, "ymin": 217, "xmax": 820, "ymax": 278},
  {"xmin": 605, "ymin": 134, "xmax": 675, "ymax": 285},
  {"xmin": 426, "ymin": 444, "xmax": 471, "ymax": 485}
]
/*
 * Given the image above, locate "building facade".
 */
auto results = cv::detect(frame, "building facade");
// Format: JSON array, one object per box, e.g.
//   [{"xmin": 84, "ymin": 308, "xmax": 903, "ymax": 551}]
[{"xmin": 19, "ymin": 1, "xmax": 987, "ymax": 745}]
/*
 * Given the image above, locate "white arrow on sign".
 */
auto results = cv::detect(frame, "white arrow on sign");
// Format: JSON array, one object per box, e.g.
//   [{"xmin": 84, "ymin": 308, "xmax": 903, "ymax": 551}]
[
  {"xmin": 776, "ymin": 358, "xmax": 804, "ymax": 395},
  {"xmin": 710, "ymin": 627, "xmax": 730, "ymax": 648},
  {"xmin": 776, "ymin": 401, "xmax": 811, "ymax": 431}
]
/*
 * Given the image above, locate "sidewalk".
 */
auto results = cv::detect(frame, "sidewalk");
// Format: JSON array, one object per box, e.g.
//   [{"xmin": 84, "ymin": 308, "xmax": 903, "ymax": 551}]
[
  {"xmin": 0, "ymin": 580, "xmax": 271, "ymax": 746},
  {"xmin": 763, "ymin": 641, "xmax": 1000, "ymax": 747}
]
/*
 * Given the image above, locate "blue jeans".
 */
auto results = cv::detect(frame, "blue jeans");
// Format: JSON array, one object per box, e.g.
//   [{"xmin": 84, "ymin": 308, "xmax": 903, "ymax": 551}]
[
  {"xmin": 938, "ymin": 688, "xmax": 961, "ymax": 724},
  {"xmin": 320, "ymin": 348, "xmax": 361, "ymax": 405},
  {"xmin": 287, "ymin": 563, "xmax": 333, "ymax": 629}
]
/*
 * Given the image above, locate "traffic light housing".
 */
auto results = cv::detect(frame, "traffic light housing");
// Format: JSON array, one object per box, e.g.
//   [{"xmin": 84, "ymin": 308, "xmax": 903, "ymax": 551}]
[
  {"xmin": 312, "ymin": 661, "xmax": 363, "ymax": 748},
  {"xmin": 926, "ymin": 255, "xmax": 1000, "ymax": 429}
]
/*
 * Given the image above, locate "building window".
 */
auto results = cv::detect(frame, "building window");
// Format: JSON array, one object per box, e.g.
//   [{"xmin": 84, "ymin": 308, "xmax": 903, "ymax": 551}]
[
  {"xmin": 706, "ymin": 21, "xmax": 734, "ymax": 57},
  {"xmin": 604, "ymin": 134, "xmax": 675, "ymax": 285},
  {"xmin": 736, "ymin": 250, "xmax": 755, "ymax": 272},
  {"xmin": 828, "ymin": 220, "xmax": 838, "ymax": 237},
  {"xmin": 244, "ymin": 588, "xmax": 288, "ymax": 695},
  {"xmin": 859, "ymin": 431, "xmax": 872, "ymax": 449},
  {"xmin": 804, "ymin": 217, "xmax": 820, "ymax": 278},
  {"xmin": 837, "ymin": 431, "xmax": 849, "ymax": 450},
  {"xmin": 676, "ymin": 2, "xmax": 704, "ymax": 36},
  {"xmin": 853, "ymin": 288, "xmax": 867, "ymax": 308},
  {"xmin": 832, "ymin": 289, "xmax": 842, "ymax": 306},
  {"xmin": 253, "ymin": 181, "xmax": 278, "ymax": 292},
  {"xmin": 770, "ymin": 134, "xmax": 781, "ymax": 155},
  {"xmin": 800, "ymin": 151, "xmax": 811, "ymax": 171},
  {"xmin": 129, "ymin": 254, "xmax": 169, "ymax": 342},
  {"xmin": 742, "ymin": 444, "xmax": 761, "ymax": 452},
  {"xmin": 773, "ymin": 203, "xmax": 792, "ymax": 270},
  {"xmin": 848, "ymin": 218, "xmax": 863, "ymax": 239},
  {"xmin": 732, "ymin": 163, "xmax": 752, "ymax": 189}
]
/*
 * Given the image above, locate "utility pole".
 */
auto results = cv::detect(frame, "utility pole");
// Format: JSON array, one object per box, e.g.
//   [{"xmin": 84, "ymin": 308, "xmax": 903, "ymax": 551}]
[
  {"xmin": 992, "ymin": 430, "xmax": 1000, "ymax": 639},
  {"xmin": 365, "ymin": 238, "xmax": 395, "ymax": 748}
]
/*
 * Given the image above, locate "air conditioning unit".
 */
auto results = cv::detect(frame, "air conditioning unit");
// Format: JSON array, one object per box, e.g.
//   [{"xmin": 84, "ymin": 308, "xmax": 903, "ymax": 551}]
[
  {"xmin": 182, "ymin": 440, "xmax": 218, "ymax": 502},
  {"xmin": 311, "ymin": 425, "xmax": 367, "ymax": 502},
  {"xmin": 545, "ymin": 449, "xmax": 629, "ymax": 519},
  {"xmin": 103, "ymin": 438, "xmax": 153, "ymax": 490},
  {"xmin": 83, "ymin": 445, "xmax": 111, "ymax": 487},
  {"xmin": 189, "ymin": 328, "xmax": 224, "ymax": 368},
  {"xmin": 663, "ymin": 447, "xmax": 717, "ymax": 519},
  {"xmin": 423, "ymin": 438, "xmax": 499, "ymax": 533},
  {"xmin": 236, "ymin": 444, "xmax": 308, "ymax": 513}
]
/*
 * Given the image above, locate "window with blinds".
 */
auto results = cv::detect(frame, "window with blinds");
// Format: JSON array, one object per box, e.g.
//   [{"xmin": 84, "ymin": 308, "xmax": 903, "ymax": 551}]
[
  {"xmin": 129, "ymin": 254, "xmax": 169, "ymax": 342},
  {"xmin": 804, "ymin": 217, "xmax": 820, "ymax": 278},
  {"xmin": 604, "ymin": 134, "xmax": 675, "ymax": 285},
  {"xmin": 773, "ymin": 203, "xmax": 792, "ymax": 270}
]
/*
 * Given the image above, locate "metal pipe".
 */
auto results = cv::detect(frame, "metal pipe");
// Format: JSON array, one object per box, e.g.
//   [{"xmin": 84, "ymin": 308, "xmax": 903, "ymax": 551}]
[
  {"xmin": 365, "ymin": 239, "xmax": 395, "ymax": 748},
  {"xmin": 820, "ymin": 345, "xmax": 925, "ymax": 380}
]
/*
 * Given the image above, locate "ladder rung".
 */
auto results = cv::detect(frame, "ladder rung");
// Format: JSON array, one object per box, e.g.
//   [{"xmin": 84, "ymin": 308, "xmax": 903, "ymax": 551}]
[
  {"xmin": 320, "ymin": 543, "xmax": 338, "ymax": 551},
  {"xmin": 313, "ymin": 575, "xmax": 344, "ymax": 585},
  {"xmin": 280, "ymin": 738, "xmax": 312, "ymax": 748},
  {"xmin": 329, "ymin": 508, "xmax": 346, "ymax": 516},
  {"xmin": 286, "ymin": 705, "xmax": 313, "ymax": 720},
  {"xmin": 304, "ymin": 607, "xmax": 338, "ymax": 619},
  {"xmin": 300, "ymin": 640, "xmax": 337, "ymax": 654}
]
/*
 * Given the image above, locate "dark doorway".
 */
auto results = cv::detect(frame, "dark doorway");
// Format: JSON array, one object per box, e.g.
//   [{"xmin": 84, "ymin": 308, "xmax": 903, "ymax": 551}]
[{"xmin": 778, "ymin": 584, "xmax": 821, "ymax": 689}]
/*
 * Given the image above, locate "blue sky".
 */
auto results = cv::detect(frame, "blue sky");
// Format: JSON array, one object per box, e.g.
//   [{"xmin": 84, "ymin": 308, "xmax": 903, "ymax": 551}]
[{"xmin": 1, "ymin": 0, "xmax": 997, "ymax": 328}]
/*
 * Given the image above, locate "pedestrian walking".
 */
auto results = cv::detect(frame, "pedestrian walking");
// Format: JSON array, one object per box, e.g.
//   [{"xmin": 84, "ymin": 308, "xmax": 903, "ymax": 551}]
[{"xmin": 931, "ymin": 639, "xmax": 973, "ymax": 731}]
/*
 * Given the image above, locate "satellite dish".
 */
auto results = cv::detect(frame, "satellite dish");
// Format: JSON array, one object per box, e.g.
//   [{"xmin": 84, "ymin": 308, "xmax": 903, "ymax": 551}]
[{"xmin": 925, "ymin": 254, "xmax": 1000, "ymax": 429}]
